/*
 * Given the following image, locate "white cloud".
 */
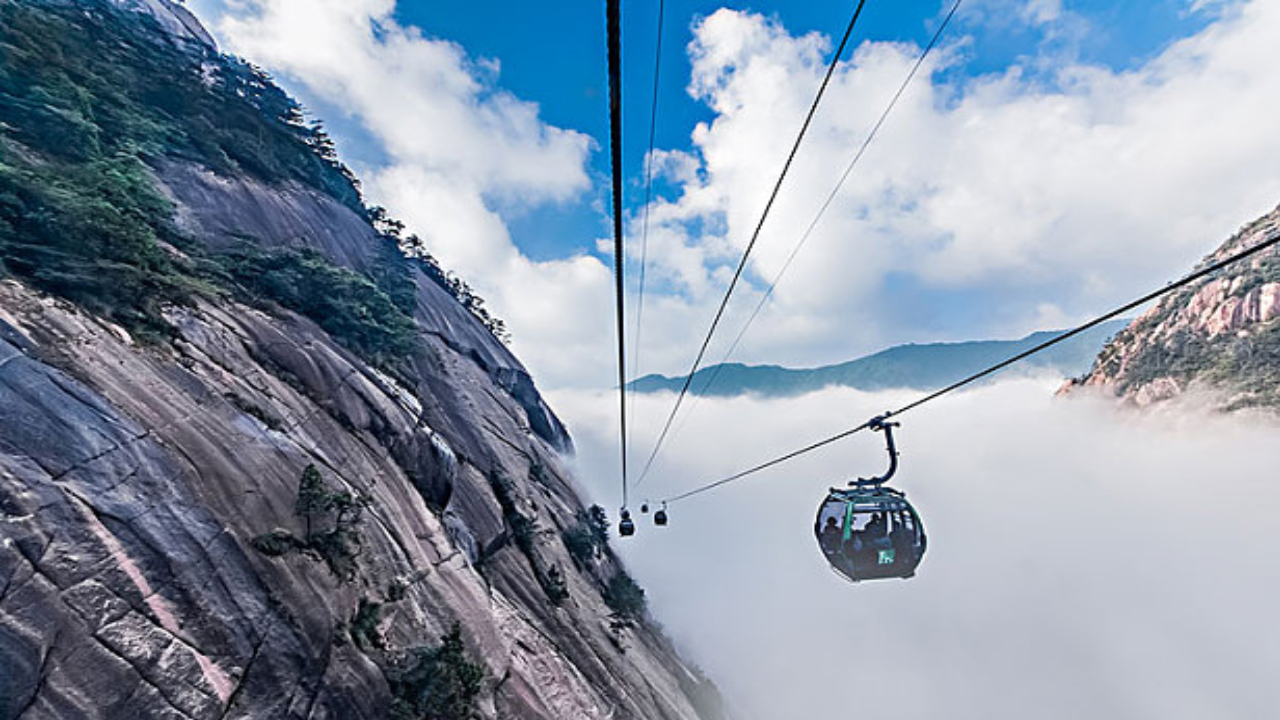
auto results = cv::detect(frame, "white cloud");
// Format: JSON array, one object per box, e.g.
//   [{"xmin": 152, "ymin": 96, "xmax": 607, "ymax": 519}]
[
  {"xmin": 1186, "ymin": 0, "xmax": 1244, "ymax": 17},
  {"xmin": 636, "ymin": 1, "xmax": 1280, "ymax": 370},
  {"xmin": 199, "ymin": 0, "xmax": 1280, "ymax": 391},
  {"xmin": 219, "ymin": 0, "xmax": 590, "ymax": 204},
  {"xmin": 207, "ymin": 0, "xmax": 618, "ymax": 388},
  {"xmin": 553, "ymin": 379, "xmax": 1280, "ymax": 720},
  {"xmin": 1022, "ymin": 0, "xmax": 1063, "ymax": 25},
  {"xmin": 964, "ymin": 0, "xmax": 1071, "ymax": 31}
]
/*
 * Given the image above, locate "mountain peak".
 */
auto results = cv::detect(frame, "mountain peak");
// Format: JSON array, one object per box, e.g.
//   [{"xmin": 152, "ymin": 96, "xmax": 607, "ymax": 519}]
[
  {"xmin": 103, "ymin": 0, "xmax": 217, "ymax": 48},
  {"xmin": 1069, "ymin": 203, "xmax": 1280, "ymax": 409}
]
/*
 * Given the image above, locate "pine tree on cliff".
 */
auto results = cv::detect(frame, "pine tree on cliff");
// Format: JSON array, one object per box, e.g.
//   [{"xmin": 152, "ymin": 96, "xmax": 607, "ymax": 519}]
[{"xmin": 295, "ymin": 463, "xmax": 328, "ymax": 540}]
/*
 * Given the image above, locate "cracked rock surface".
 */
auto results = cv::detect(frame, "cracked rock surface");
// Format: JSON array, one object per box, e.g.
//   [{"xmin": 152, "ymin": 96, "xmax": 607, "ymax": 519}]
[
  {"xmin": 0, "ymin": 275, "xmax": 723, "ymax": 719},
  {"xmin": 1067, "ymin": 203, "xmax": 1280, "ymax": 411},
  {"xmin": 0, "ymin": 157, "xmax": 724, "ymax": 719}
]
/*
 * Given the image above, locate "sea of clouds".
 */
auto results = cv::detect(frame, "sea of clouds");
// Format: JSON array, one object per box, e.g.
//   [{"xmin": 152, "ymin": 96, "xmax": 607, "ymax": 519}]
[{"xmin": 552, "ymin": 378, "xmax": 1280, "ymax": 720}]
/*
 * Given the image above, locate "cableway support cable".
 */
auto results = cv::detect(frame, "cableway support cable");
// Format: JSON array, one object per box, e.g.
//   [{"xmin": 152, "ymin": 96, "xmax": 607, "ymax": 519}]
[
  {"xmin": 635, "ymin": 0, "xmax": 872, "ymax": 490},
  {"xmin": 607, "ymin": 0, "xmax": 629, "ymax": 509},
  {"xmin": 661, "ymin": 231, "xmax": 1280, "ymax": 505},
  {"xmin": 670, "ymin": 0, "xmax": 965, "ymax": 422},
  {"xmin": 627, "ymin": 0, "xmax": 666, "ymax": 483}
]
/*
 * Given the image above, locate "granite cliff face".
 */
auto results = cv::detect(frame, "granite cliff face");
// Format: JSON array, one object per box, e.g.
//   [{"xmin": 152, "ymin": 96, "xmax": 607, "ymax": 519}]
[
  {"xmin": 1069, "ymin": 204, "xmax": 1280, "ymax": 410},
  {"xmin": 107, "ymin": 0, "xmax": 214, "ymax": 46},
  {"xmin": 0, "ymin": 2, "xmax": 725, "ymax": 719}
]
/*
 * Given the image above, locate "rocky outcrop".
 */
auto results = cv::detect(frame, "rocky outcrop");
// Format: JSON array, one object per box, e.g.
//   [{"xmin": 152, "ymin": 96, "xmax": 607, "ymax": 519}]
[
  {"xmin": 106, "ymin": 0, "xmax": 215, "ymax": 47},
  {"xmin": 1067, "ymin": 204, "xmax": 1280, "ymax": 410},
  {"xmin": 0, "ymin": 270, "xmax": 720, "ymax": 719},
  {"xmin": 154, "ymin": 158, "xmax": 570, "ymax": 454},
  {"xmin": 0, "ymin": 2, "xmax": 720, "ymax": 718}
]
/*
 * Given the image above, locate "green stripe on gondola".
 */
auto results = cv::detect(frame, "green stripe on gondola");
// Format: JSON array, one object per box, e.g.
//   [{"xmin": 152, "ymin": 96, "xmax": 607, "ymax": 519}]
[{"xmin": 843, "ymin": 502, "xmax": 855, "ymax": 541}]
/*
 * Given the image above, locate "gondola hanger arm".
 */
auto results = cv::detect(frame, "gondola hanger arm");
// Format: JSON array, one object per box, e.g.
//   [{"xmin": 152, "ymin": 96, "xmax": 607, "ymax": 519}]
[{"xmin": 855, "ymin": 414, "xmax": 900, "ymax": 487}]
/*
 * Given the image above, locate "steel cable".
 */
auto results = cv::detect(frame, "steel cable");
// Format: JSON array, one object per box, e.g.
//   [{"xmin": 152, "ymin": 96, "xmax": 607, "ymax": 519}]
[{"xmin": 663, "ymin": 231, "xmax": 1280, "ymax": 504}]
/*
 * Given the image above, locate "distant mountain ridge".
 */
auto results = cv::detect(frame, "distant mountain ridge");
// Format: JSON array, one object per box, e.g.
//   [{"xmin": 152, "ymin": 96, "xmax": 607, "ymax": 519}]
[{"xmin": 631, "ymin": 320, "xmax": 1129, "ymax": 398}]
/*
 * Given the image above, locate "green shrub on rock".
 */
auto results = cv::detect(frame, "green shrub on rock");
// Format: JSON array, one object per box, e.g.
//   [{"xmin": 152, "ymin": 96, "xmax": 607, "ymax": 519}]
[
  {"xmin": 252, "ymin": 464, "xmax": 369, "ymax": 582},
  {"xmin": 562, "ymin": 504, "xmax": 610, "ymax": 566},
  {"xmin": 386, "ymin": 624, "xmax": 484, "ymax": 720},
  {"xmin": 603, "ymin": 571, "xmax": 647, "ymax": 621},
  {"xmin": 213, "ymin": 244, "xmax": 419, "ymax": 366}
]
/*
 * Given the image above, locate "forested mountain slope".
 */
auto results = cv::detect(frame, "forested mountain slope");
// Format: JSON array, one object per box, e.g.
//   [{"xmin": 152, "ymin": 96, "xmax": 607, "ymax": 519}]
[{"xmin": 0, "ymin": 2, "xmax": 726, "ymax": 718}]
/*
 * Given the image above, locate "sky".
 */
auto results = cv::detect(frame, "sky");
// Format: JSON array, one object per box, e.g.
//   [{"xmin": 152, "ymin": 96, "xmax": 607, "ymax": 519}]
[{"xmin": 185, "ymin": 0, "xmax": 1280, "ymax": 393}]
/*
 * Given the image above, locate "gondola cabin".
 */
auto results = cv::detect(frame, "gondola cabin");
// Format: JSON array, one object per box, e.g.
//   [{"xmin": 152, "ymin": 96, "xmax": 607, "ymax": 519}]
[
  {"xmin": 813, "ymin": 416, "xmax": 926, "ymax": 582},
  {"xmin": 654, "ymin": 505, "xmax": 668, "ymax": 526},
  {"xmin": 815, "ymin": 485, "xmax": 926, "ymax": 582}
]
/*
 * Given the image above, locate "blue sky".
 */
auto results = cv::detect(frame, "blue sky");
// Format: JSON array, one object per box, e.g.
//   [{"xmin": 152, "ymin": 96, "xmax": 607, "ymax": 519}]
[
  {"xmin": 249, "ymin": 0, "xmax": 1219, "ymax": 260},
  {"xmin": 188, "ymin": 0, "xmax": 1279, "ymax": 389}
]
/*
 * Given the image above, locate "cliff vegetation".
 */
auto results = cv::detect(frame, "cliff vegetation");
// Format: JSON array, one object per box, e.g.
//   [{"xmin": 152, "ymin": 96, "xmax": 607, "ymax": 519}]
[
  {"xmin": 0, "ymin": 2, "xmax": 725, "ymax": 719},
  {"xmin": 1072, "ymin": 204, "xmax": 1280, "ymax": 410},
  {"xmin": 0, "ymin": 0, "xmax": 504, "ymax": 351}
]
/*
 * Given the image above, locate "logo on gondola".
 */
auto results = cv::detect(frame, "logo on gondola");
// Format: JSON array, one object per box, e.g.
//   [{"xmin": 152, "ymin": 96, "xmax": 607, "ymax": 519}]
[{"xmin": 878, "ymin": 549, "xmax": 895, "ymax": 565}]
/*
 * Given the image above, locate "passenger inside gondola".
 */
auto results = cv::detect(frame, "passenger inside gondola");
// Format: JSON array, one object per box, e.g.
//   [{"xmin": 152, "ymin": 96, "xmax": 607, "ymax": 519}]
[
  {"xmin": 865, "ymin": 512, "xmax": 880, "ymax": 535},
  {"xmin": 816, "ymin": 488, "xmax": 926, "ymax": 581},
  {"xmin": 820, "ymin": 516, "xmax": 842, "ymax": 554},
  {"xmin": 852, "ymin": 510, "xmax": 893, "ymax": 568},
  {"xmin": 890, "ymin": 511, "xmax": 913, "ymax": 558}
]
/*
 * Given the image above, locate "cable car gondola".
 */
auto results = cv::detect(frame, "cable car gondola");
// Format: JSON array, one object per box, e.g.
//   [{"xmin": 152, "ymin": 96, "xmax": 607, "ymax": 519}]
[
  {"xmin": 619, "ymin": 508, "xmax": 636, "ymax": 537},
  {"xmin": 814, "ymin": 416, "xmax": 927, "ymax": 582}
]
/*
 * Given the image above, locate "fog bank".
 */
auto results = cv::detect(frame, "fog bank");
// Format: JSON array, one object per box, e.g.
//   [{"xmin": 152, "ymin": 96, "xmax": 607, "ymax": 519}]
[{"xmin": 551, "ymin": 379, "xmax": 1280, "ymax": 720}]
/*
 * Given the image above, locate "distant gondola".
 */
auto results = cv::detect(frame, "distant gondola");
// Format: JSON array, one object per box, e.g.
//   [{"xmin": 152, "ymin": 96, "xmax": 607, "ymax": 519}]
[{"xmin": 814, "ymin": 417, "xmax": 927, "ymax": 582}]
